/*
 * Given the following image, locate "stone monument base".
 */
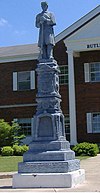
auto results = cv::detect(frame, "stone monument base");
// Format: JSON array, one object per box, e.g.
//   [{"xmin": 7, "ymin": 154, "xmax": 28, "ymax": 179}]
[{"xmin": 12, "ymin": 169, "xmax": 85, "ymax": 188}]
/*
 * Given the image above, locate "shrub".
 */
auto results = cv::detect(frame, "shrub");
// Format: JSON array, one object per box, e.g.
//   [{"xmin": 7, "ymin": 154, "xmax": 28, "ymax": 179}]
[
  {"xmin": 1, "ymin": 146, "xmax": 14, "ymax": 156},
  {"xmin": 72, "ymin": 142, "xmax": 99, "ymax": 156},
  {"xmin": 21, "ymin": 145, "xmax": 29, "ymax": 154},
  {"xmin": 13, "ymin": 145, "xmax": 22, "ymax": 156},
  {"xmin": 13, "ymin": 145, "xmax": 29, "ymax": 156},
  {"xmin": 98, "ymin": 144, "xmax": 100, "ymax": 153}
]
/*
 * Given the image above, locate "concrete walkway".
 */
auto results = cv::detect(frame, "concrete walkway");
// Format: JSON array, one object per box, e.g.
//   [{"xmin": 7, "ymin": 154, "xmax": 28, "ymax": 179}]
[{"xmin": 0, "ymin": 154, "xmax": 100, "ymax": 192}]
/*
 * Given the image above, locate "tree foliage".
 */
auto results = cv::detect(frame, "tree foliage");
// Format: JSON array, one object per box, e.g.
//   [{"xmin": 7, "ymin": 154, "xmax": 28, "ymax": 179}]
[{"xmin": 0, "ymin": 119, "xmax": 25, "ymax": 150}]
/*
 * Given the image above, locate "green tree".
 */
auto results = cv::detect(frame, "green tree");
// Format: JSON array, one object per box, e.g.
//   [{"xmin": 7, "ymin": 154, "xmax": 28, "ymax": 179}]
[
  {"xmin": 11, "ymin": 121, "xmax": 25, "ymax": 145},
  {"xmin": 0, "ymin": 119, "xmax": 11, "ymax": 149},
  {"xmin": 0, "ymin": 119, "xmax": 25, "ymax": 150}
]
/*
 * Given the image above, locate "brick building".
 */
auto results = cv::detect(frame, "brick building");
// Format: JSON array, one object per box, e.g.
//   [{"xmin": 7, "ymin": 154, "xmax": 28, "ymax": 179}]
[{"xmin": 0, "ymin": 6, "xmax": 100, "ymax": 145}]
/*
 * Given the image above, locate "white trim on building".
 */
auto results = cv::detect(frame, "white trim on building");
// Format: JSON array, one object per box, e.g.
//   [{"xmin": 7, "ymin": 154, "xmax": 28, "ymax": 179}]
[
  {"xmin": 0, "ymin": 103, "xmax": 37, "ymax": 109},
  {"xmin": 0, "ymin": 44, "xmax": 39, "ymax": 63}
]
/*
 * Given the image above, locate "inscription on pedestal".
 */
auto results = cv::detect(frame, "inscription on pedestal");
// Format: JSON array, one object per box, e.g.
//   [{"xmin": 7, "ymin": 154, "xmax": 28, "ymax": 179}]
[{"xmin": 38, "ymin": 116, "xmax": 53, "ymax": 137}]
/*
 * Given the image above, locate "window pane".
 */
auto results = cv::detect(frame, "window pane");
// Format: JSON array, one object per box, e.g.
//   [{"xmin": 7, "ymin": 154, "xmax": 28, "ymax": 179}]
[
  {"xmin": 90, "ymin": 63, "xmax": 100, "ymax": 82},
  {"xmin": 64, "ymin": 114, "xmax": 70, "ymax": 141},
  {"xmin": 18, "ymin": 81, "xmax": 30, "ymax": 90},
  {"xmin": 91, "ymin": 73, "xmax": 95, "ymax": 81},
  {"xmin": 90, "ymin": 64, "xmax": 95, "ymax": 72},
  {"xmin": 18, "ymin": 71, "xmax": 31, "ymax": 90},
  {"xmin": 95, "ymin": 73, "xmax": 100, "ymax": 81},
  {"xmin": 59, "ymin": 65, "xmax": 68, "ymax": 85},
  {"xmin": 92, "ymin": 113, "xmax": 100, "ymax": 133},
  {"xmin": 18, "ymin": 72, "xmax": 30, "ymax": 82},
  {"xmin": 18, "ymin": 118, "xmax": 31, "ymax": 136}
]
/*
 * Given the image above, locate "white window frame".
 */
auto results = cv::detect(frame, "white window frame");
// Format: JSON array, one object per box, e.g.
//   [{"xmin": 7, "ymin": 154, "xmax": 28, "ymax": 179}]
[
  {"xmin": 59, "ymin": 65, "xmax": 68, "ymax": 85},
  {"xmin": 13, "ymin": 70, "xmax": 35, "ymax": 91},
  {"xmin": 13, "ymin": 72, "xmax": 17, "ymax": 91},
  {"xmin": 84, "ymin": 63, "xmax": 90, "ymax": 82},
  {"xmin": 86, "ymin": 113, "xmax": 92, "ymax": 133}
]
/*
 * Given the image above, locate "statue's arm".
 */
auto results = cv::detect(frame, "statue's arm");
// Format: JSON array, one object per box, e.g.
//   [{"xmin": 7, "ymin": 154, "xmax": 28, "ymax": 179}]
[{"xmin": 46, "ymin": 13, "xmax": 56, "ymax": 26}]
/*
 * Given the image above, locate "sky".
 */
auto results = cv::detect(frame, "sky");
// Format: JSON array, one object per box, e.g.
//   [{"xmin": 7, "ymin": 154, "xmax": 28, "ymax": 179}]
[{"xmin": 0, "ymin": 0, "xmax": 100, "ymax": 47}]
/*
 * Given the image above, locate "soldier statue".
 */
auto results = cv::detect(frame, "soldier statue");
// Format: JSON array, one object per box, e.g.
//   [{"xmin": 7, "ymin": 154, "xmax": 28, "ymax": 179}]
[{"xmin": 35, "ymin": 1, "xmax": 56, "ymax": 60}]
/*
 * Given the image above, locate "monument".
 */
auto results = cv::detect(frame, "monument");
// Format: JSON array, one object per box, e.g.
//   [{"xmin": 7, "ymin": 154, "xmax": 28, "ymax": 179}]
[{"xmin": 13, "ymin": 1, "xmax": 85, "ymax": 188}]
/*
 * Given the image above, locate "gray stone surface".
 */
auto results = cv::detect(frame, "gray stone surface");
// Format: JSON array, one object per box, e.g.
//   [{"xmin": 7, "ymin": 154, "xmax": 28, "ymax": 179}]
[
  {"xmin": 36, "ymin": 61, "xmax": 61, "ymax": 114},
  {"xmin": 17, "ymin": 60, "xmax": 80, "ymax": 175},
  {"xmin": 29, "ymin": 140, "xmax": 70, "ymax": 151},
  {"xmin": 33, "ymin": 113, "xmax": 66, "ymax": 141},
  {"xmin": 13, "ymin": 169, "xmax": 85, "ymax": 188},
  {"xmin": 23, "ymin": 150, "xmax": 75, "ymax": 162},
  {"xmin": 18, "ymin": 159, "xmax": 80, "ymax": 173},
  {"xmin": 32, "ymin": 60, "xmax": 66, "ymax": 142},
  {"xmin": 35, "ymin": 2, "xmax": 56, "ymax": 60}
]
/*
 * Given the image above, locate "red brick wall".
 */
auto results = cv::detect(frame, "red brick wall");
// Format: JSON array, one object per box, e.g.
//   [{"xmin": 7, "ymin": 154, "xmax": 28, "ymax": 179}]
[
  {"xmin": 75, "ymin": 50, "xmax": 100, "ymax": 143},
  {"xmin": 0, "ymin": 60, "xmax": 37, "ymax": 122},
  {"xmin": 54, "ymin": 40, "xmax": 67, "ymax": 64},
  {"xmin": 0, "ymin": 60, "xmax": 37, "ymax": 106},
  {"xmin": 0, "ymin": 106, "xmax": 36, "ymax": 123}
]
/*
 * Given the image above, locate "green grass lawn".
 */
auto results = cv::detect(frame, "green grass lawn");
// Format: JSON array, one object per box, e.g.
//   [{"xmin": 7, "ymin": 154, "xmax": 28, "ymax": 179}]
[
  {"xmin": 0, "ymin": 155, "xmax": 90, "ymax": 172},
  {"xmin": 0, "ymin": 156, "xmax": 23, "ymax": 172}
]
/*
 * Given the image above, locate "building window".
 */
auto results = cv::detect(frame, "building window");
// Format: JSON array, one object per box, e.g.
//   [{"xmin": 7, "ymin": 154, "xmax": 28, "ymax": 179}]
[
  {"xmin": 59, "ymin": 65, "xmax": 68, "ymax": 85},
  {"xmin": 17, "ymin": 118, "xmax": 32, "ymax": 136},
  {"xmin": 84, "ymin": 62, "xmax": 100, "ymax": 82},
  {"xmin": 64, "ymin": 114, "xmax": 70, "ymax": 141},
  {"xmin": 13, "ymin": 70, "xmax": 35, "ymax": 91},
  {"xmin": 18, "ymin": 71, "xmax": 30, "ymax": 90},
  {"xmin": 87, "ymin": 112, "xmax": 100, "ymax": 133},
  {"xmin": 92, "ymin": 113, "xmax": 100, "ymax": 133},
  {"xmin": 90, "ymin": 63, "xmax": 100, "ymax": 82}
]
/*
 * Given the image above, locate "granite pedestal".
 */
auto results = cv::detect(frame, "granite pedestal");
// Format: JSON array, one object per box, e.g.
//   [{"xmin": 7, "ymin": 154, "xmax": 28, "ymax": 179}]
[
  {"xmin": 13, "ymin": 169, "xmax": 85, "ymax": 188},
  {"xmin": 13, "ymin": 60, "xmax": 85, "ymax": 188}
]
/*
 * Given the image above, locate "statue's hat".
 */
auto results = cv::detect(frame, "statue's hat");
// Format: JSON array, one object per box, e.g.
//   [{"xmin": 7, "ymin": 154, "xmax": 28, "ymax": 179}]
[{"xmin": 41, "ymin": 1, "xmax": 48, "ymax": 7}]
